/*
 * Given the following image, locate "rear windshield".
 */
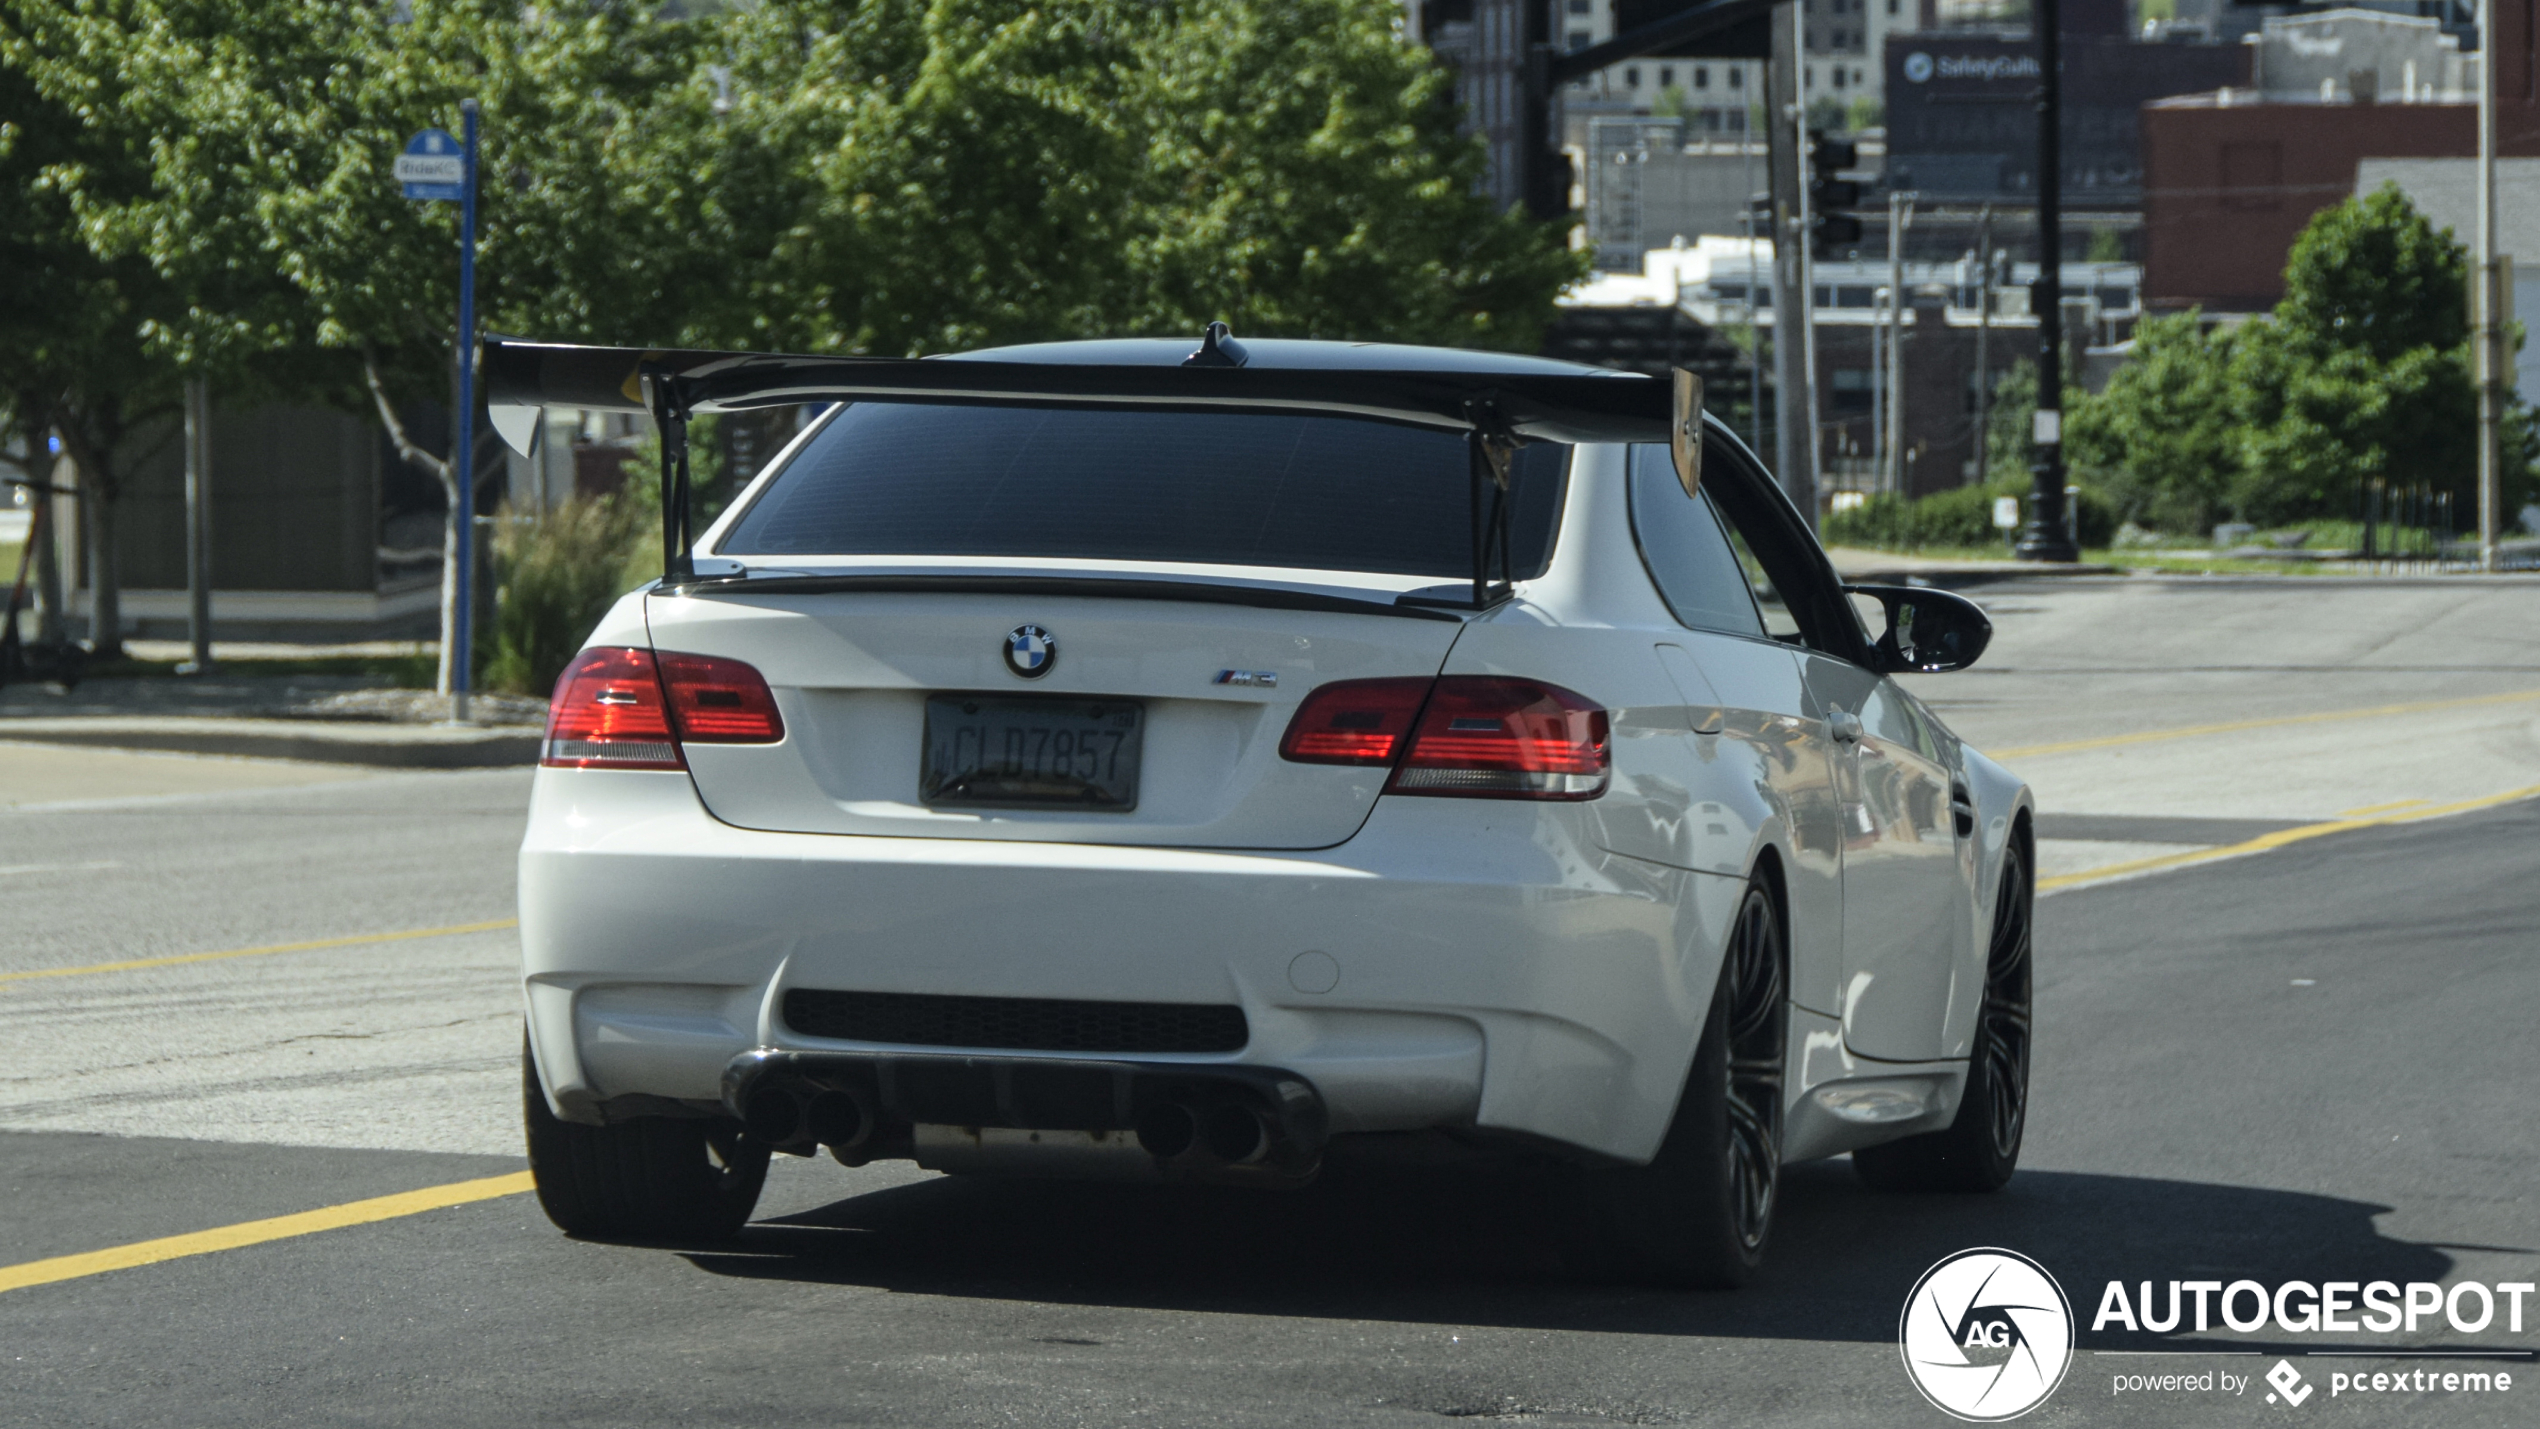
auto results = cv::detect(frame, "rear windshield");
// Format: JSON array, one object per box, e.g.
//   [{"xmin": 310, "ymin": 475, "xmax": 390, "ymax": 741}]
[{"xmin": 715, "ymin": 402, "xmax": 1570, "ymax": 579}]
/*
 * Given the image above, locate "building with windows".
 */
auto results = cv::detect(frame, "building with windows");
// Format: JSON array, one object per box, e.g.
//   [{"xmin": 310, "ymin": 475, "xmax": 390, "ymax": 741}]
[
  {"xmin": 2141, "ymin": 5, "xmax": 2540, "ymax": 313},
  {"xmin": 1553, "ymin": 0, "xmax": 1914, "ymax": 133},
  {"xmin": 1561, "ymin": 239, "xmax": 2142, "ymax": 496}
]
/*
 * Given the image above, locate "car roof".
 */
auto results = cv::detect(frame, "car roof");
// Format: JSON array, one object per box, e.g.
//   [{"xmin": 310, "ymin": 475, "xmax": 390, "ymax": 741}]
[{"xmin": 947, "ymin": 337, "xmax": 1621, "ymax": 380}]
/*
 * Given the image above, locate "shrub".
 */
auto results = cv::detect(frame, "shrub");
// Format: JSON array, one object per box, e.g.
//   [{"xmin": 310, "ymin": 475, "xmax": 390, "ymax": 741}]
[
  {"xmin": 1823, "ymin": 478, "xmax": 2113, "ymax": 551},
  {"xmin": 483, "ymin": 497, "xmax": 651, "ymax": 697}
]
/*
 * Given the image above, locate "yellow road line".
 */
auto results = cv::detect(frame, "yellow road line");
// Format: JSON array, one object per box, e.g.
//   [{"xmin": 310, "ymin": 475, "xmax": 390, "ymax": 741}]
[
  {"xmin": 2040, "ymin": 782, "xmax": 2540, "ymax": 893},
  {"xmin": 1994, "ymin": 688, "xmax": 2540, "ymax": 761},
  {"xmin": 2339, "ymin": 797, "xmax": 2431, "ymax": 817},
  {"xmin": 0, "ymin": 918, "xmax": 520, "ymax": 987},
  {"xmin": 0, "ymin": 1172, "xmax": 535, "ymax": 1296}
]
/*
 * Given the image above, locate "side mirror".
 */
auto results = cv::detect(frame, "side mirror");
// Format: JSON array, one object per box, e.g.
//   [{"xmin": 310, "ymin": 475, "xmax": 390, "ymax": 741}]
[{"xmin": 1846, "ymin": 583, "xmax": 1993, "ymax": 674}]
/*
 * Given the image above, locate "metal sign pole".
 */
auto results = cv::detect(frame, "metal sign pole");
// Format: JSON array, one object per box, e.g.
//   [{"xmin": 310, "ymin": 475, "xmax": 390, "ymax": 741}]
[
  {"xmin": 1768, "ymin": 1, "xmax": 1816, "ymax": 523},
  {"xmin": 452, "ymin": 99, "xmax": 480, "ymax": 722},
  {"xmin": 2477, "ymin": 0, "xmax": 2502, "ymax": 573},
  {"xmin": 2017, "ymin": 0, "xmax": 2078, "ymax": 562}
]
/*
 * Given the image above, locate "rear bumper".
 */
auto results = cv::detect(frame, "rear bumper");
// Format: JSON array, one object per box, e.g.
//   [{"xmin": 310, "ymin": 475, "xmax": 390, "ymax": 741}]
[{"xmin": 519, "ymin": 768, "xmax": 1743, "ymax": 1163}]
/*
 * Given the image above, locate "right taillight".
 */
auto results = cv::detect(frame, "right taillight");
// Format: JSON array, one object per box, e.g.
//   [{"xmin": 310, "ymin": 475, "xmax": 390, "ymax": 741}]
[
  {"xmin": 1277, "ymin": 677, "xmax": 1435, "ymax": 765},
  {"xmin": 542, "ymin": 647, "xmax": 783, "ymax": 770},
  {"xmin": 1277, "ymin": 675, "xmax": 1610, "ymax": 801}
]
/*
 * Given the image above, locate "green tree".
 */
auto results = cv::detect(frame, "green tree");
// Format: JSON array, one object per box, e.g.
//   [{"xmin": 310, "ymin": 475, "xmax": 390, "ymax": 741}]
[
  {"xmin": 1122, "ymin": 0, "xmax": 1583, "ymax": 348},
  {"xmin": 1983, "ymin": 359, "xmax": 2036, "ymax": 483},
  {"xmin": 2276, "ymin": 184, "xmax": 2468, "ymax": 362},
  {"xmin": 26, "ymin": 0, "xmax": 745, "ymax": 686},
  {"xmin": 0, "ymin": 0, "xmax": 199, "ymax": 655},
  {"xmin": 2234, "ymin": 186, "xmax": 2483, "ymax": 524},
  {"xmin": 2066, "ymin": 311, "xmax": 2240, "ymax": 533},
  {"xmin": 22, "ymin": 0, "xmax": 1585, "ymax": 678}
]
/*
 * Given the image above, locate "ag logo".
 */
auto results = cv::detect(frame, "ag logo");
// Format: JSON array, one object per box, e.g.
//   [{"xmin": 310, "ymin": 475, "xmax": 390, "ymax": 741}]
[
  {"xmin": 1900, "ymin": 1248, "xmax": 2075, "ymax": 1421},
  {"xmin": 1904, "ymin": 51, "xmax": 1935, "ymax": 83},
  {"xmin": 1004, "ymin": 624, "xmax": 1057, "ymax": 679}
]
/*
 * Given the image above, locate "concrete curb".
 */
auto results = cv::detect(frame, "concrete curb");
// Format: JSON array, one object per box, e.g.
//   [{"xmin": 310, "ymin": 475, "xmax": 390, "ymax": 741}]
[{"xmin": 0, "ymin": 718, "xmax": 540, "ymax": 769}]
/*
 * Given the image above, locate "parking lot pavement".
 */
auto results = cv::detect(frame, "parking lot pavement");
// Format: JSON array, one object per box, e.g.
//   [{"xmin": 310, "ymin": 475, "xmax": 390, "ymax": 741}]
[
  {"xmin": 1, "ymin": 802, "xmax": 2531, "ymax": 1427},
  {"xmin": 0, "ymin": 768, "xmax": 530, "ymax": 1156},
  {"xmin": 1906, "ymin": 579, "xmax": 2540, "ymax": 888},
  {"xmin": 0, "ymin": 741, "xmax": 379, "ymax": 808}
]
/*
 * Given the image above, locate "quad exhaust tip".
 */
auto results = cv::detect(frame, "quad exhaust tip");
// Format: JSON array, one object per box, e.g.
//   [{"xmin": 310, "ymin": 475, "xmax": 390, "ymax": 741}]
[
  {"xmin": 804, "ymin": 1089, "xmax": 872, "ymax": 1151},
  {"xmin": 742, "ymin": 1085, "xmax": 876, "ymax": 1154},
  {"xmin": 742, "ymin": 1085, "xmax": 801, "ymax": 1143},
  {"xmin": 1202, "ymin": 1105, "xmax": 1269, "ymax": 1165},
  {"xmin": 1134, "ymin": 1103, "xmax": 1197, "ymax": 1159}
]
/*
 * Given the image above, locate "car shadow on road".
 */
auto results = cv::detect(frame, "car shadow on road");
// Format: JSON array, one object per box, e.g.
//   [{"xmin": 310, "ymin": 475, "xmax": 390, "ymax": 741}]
[{"xmin": 679, "ymin": 1156, "xmax": 2454, "ymax": 1343}]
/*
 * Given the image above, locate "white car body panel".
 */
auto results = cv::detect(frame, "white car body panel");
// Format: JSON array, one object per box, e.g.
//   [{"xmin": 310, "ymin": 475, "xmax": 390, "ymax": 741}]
[{"xmin": 519, "ymin": 354, "xmax": 2034, "ymax": 1173}]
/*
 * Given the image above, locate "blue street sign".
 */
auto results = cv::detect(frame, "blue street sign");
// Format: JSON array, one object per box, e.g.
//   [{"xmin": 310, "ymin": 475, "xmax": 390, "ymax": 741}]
[
  {"xmin": 395, "ymin": 128, "xmax": 465, "ymax": 202},
  {"xmin": 392, "ymin": 111, "xmax": 483, "ymax": 713}
]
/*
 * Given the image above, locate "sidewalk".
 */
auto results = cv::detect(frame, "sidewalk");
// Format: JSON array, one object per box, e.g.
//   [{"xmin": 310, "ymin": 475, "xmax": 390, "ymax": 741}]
[
  {"xmin": 0, "ymin": 665, "xmax": 543, "ymax": 769},
  {"xmin": 1824, "ymin": 546, "xmax": 2121, "ymax": 585}
]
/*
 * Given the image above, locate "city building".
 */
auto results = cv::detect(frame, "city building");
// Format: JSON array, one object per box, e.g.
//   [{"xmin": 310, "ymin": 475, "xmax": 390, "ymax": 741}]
[
  {"xmin": 1413, "ymin": 0, "xmax": 1912, "ymax": 216},
  {"xmin": 1559, "ymin": 239, "xmax": 2140, "ymax": 498},
  {"xmin": 2140, "ymin": 5, "xmax": 2540, "ymax": 313},
  {"xmin": 1882, "ymin": 0, "xmax": 2246, "ymax": 210}
]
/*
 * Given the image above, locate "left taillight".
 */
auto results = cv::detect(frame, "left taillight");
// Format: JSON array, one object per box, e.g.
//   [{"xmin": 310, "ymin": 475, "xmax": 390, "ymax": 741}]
[{"xmin": 542, "ymin": 647, "xmax": 782, "ymax": 770}]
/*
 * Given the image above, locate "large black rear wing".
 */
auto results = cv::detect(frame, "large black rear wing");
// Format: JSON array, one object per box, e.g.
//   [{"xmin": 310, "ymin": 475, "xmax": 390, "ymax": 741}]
[{"xmin": 481, "ymin": 330, "xmax": 1704, "ymax": 608}]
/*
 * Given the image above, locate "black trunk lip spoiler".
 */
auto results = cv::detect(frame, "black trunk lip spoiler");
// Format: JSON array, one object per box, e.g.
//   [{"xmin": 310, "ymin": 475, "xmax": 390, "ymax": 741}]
[{"xmin": 666, "ymin": 571, "xmax": 1472, "ymax": 623}]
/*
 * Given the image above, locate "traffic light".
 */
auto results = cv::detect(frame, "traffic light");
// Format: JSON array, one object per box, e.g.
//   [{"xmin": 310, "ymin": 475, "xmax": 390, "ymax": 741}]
[{"xmin": 1807, "ymin": 130, "xmax": 1863, "ymax": 259}]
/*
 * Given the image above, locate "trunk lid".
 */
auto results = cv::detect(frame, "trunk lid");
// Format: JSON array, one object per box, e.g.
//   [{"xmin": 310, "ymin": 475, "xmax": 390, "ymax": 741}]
[{"xmin": 645, "ymin": 582, "xmax": 1464, "ymax": 850}]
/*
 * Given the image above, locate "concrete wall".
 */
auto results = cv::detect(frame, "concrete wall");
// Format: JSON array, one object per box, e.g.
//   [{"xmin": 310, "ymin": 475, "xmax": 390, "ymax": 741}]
[{"xmin": 112, "ymin": 404, "xmax": 380, "ymax": 594}]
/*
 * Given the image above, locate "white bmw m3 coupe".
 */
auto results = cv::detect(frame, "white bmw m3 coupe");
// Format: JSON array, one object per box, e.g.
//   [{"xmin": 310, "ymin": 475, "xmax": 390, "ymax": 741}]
[{"xmin": 495, "ymin": 329, "xmax": 2036, "ymax": 1287}]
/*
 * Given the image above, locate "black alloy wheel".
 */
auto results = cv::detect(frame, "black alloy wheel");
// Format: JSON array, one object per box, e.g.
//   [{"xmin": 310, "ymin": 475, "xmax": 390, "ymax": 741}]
[
  {"xmin": 1586, "ymin": 878, "xmax": 1787, "ymax": 1288},
  {"xmin": 1853, "ymin": 835, "xmax": 2032, "ymax": 1192},
  {"xmin": 1719, "ymin": 885, "xmax": 1788, "ymax": 1252}
]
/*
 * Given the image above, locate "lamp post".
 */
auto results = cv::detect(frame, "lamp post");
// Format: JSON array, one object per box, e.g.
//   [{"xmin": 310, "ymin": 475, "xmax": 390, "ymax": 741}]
[{"xmin": 2017, "ymin": 0, "xmax": 2079, "ymax": 562}]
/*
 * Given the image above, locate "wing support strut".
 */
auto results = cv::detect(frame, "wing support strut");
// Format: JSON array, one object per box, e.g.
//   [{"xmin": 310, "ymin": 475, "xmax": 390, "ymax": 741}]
[
  {"xmin": 1464, "ymin": 394, "xmax": 1522, "ymax": 611},
  {"xmin": 642, "ymin": 367, "xmax": 696, "ymax": 585}
]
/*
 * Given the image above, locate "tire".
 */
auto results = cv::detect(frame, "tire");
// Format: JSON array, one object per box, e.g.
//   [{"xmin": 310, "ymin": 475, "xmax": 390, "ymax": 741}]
[
  {"xmin": 1584, "ymin": 879, "xmax": 1787, "ymax": 1289},
  {"xmin": 522, "ymin": 1038, "xmax": 770, "ymax": 1240},
  {"xmin": 1853, "ymin": 833, "xmax": 2032, "ymax": 1193}
]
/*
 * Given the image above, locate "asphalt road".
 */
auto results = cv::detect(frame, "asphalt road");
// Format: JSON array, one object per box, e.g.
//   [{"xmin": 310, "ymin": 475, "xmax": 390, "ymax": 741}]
[{"xmin": 2, "ymin": 579, "xmax": 2536, "ymax": 1427}]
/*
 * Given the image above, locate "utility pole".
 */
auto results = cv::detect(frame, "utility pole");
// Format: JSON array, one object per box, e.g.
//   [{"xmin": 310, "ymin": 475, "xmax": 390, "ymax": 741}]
[
  {"xmin": 1971, "ymin": 204, "xmax": 1995, "ymax": 487},
  {"xmin": 1768, "ymin": 1, "xmax": 1817, "ymax": 522},
  {"xmin": 1748, "ymin": 196, "xmax": 1765, "ymax": 455},
  {"xmin": 1886, "ymin": 190, "xmax": 1914, "ymax": 499},
  {"xmin": 2017, "ymin": 0, "xmax": 2078, "ymax": 562},
  {"xmin": 2476, "ymin": 0, "xmax": 2504, "ymax": 572}
]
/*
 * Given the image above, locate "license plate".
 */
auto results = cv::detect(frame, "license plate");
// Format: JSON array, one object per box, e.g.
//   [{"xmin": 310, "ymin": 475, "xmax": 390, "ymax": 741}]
[{"xmin": 921, "ymin": 696, "xmax": 1144, "ymax": 811}]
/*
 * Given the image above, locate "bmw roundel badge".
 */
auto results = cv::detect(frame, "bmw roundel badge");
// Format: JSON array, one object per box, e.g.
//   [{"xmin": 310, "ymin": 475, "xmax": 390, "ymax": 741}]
[{"xmin": 1004, "ymin": 624, "xmax": 1057, "ymax": 679}]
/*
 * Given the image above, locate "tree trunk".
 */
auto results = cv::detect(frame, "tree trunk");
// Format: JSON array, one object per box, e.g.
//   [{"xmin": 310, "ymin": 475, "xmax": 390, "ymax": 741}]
[
  {"xmin": 80, "ymin": 463, "xmax": 121, "ymax": 658},
  {"xmin": 365, "ymin": 357, "xmax": 459, "ymax": 697}
]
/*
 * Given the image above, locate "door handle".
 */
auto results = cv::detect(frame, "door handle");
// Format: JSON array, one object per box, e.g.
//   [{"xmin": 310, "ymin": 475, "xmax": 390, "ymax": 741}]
[{"xmin": 1827, "ymin": 709, "xmax": 1864, "ymax": 745}]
